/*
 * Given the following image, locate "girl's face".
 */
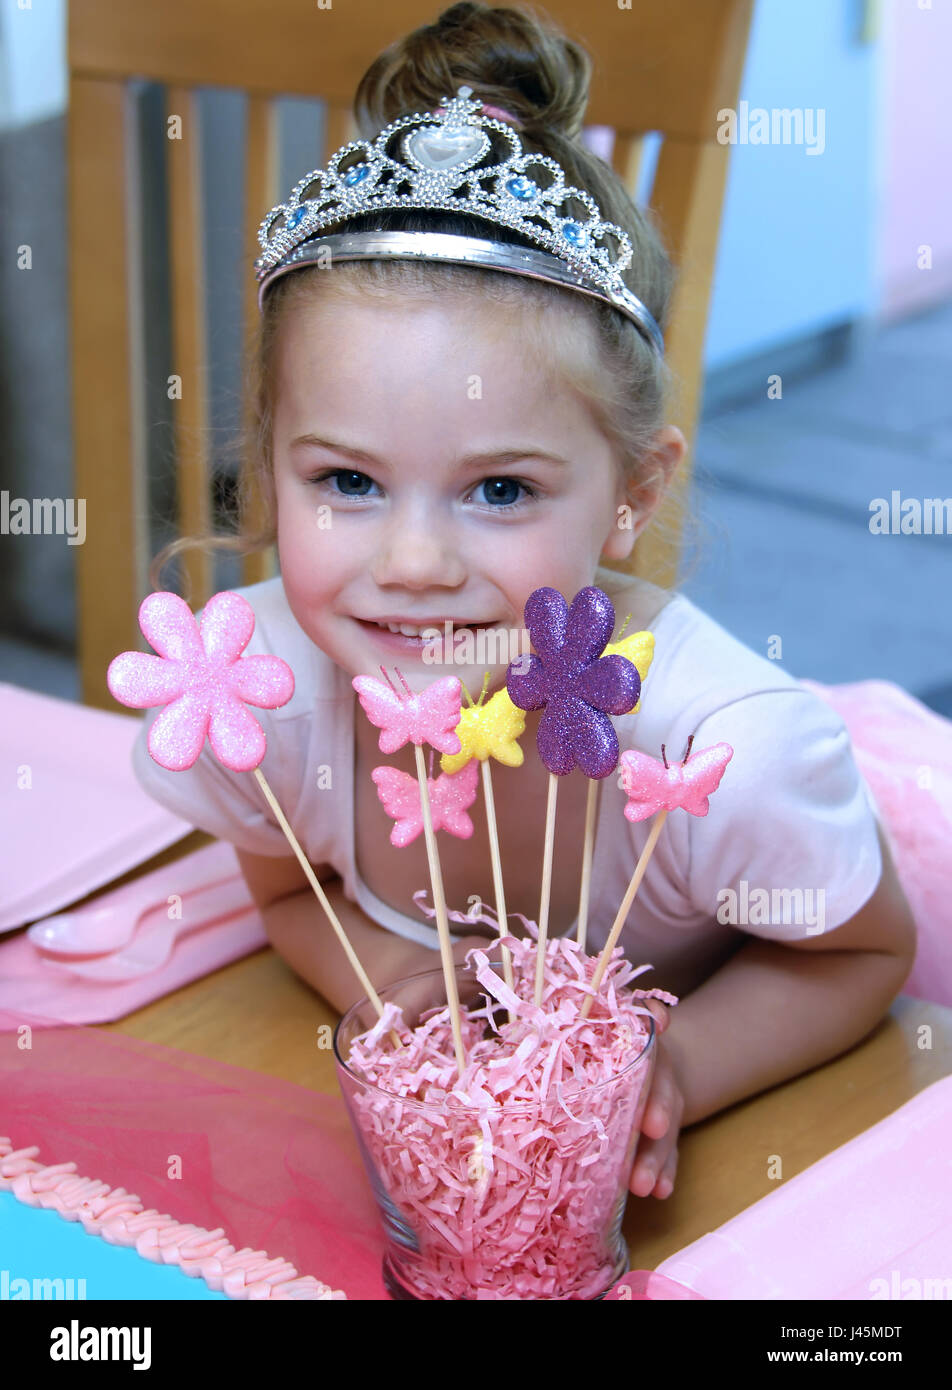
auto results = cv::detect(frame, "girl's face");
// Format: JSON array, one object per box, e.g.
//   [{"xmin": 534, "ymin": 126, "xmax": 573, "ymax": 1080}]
[{"xmin": 271, "ymin": 292, "xmax": 643, "ymax": 692}]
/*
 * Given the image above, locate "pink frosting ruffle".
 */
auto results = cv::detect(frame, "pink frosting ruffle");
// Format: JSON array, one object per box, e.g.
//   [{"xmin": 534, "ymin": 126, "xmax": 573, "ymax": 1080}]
[{"xmin": 0, "ymin": 1137, "xmax": 345, "ymax": 1300}]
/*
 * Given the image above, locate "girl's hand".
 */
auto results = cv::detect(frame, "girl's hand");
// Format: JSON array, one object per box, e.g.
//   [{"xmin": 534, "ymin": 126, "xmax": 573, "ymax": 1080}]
[{"xmin": 629, "ymin": 1001, "xmax": 685, "ymax": 1200}]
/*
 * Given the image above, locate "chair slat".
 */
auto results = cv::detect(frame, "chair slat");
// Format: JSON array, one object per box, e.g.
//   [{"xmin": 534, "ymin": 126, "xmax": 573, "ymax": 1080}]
[
  {"xmin": 71, "ymin": 76, "xmax": 147, "ymax": 708},
  {"xmin": 632, "ymin": 136, "xmax": 735, "ymax": 588},
  {"xmin": 611, "ymin": 131, "xmax": 646, "ymax": 197},
  {"xmin": 241, "ymin": 93, "xmax": 279, "ymax": 587},
  {"xmin": 323, "ymin": 103, "xmax": 357, "ymax": 160},
  {"xmin": 166, "ymin": 86, "xmax": 212, "ymax": 605}
]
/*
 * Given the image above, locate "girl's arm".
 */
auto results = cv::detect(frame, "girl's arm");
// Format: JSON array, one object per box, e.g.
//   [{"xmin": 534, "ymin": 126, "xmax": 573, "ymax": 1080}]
[
  {"xmin": 234, "ymin": 849, "xmax": 483, "ymax": 1015},
  {"xmin": 661, "ymin": 821, "xmax": 918, "ymax": 1128}
]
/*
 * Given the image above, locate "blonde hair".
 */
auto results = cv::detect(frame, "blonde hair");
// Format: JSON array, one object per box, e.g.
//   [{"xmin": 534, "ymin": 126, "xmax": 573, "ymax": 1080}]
[{"xmin": 152, "ymin": 1, "xmax": 683, "ymax": 593}]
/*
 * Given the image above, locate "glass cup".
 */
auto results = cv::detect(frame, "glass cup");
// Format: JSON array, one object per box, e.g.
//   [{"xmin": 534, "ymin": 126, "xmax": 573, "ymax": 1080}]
[{"xmin": 333, "ymin": 958, "xmax": 656, "ymax": 1301}]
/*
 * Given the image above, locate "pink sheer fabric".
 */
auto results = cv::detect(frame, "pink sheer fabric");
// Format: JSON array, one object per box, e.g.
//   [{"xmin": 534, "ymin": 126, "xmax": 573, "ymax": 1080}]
[
  {"xmin": 0, "ymin": 1007, "xmax": 386, "ymax": 1299},
  {"xmin": 800, "ymin": 679, "xmax": 952, "ymax": 1007}
]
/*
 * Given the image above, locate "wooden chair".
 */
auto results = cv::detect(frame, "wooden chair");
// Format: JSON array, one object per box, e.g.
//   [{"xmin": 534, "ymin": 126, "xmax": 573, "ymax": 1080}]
[{"xmin": 70, "ymin": 0, "xmax": 753, "ymax": 708}]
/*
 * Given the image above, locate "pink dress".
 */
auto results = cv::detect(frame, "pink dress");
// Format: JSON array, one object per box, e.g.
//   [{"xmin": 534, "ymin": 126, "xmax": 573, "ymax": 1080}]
[{"xmin": 800, "ymin": 678, "xmax": 952, "ymax": 1008}]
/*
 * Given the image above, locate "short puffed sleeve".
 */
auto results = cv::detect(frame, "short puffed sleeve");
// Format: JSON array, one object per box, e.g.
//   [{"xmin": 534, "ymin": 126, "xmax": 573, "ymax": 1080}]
[
  {"xmin": 681, "ymin": 687, "xmax": 883, "ymax": 940},
  {"xmin": 132, "ymin": 706, "xmax": 296, "ymax": 857}
]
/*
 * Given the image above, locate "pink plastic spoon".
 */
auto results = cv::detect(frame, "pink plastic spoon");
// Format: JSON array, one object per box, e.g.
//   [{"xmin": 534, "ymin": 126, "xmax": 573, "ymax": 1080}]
[
  {"xmin": 26, "ymin": 841, "xmax": 244, "ymax": 956},
  {"xmin": 38, "ymin": 876, "xmax": 255, "ymax": 982}
]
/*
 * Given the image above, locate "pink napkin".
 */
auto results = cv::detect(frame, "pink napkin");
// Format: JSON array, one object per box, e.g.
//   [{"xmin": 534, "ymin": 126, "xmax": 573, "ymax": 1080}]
[
  {"xmin": 0, "ymin": 843, "xmax": 267, "ymax": 1027},
  {"xmin": 0, "ymin": 683, "xmax": 191, "ymax": 932},
  {"xmin": 656, "ymin": 1074, "xmax": 952, "ymax": 1299}
]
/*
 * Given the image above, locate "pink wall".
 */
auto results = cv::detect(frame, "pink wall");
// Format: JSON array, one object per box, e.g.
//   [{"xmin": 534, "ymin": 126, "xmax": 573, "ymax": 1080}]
[{"xmin": 878, "ymin": 0, "xmax": 952, "ymax": 318}]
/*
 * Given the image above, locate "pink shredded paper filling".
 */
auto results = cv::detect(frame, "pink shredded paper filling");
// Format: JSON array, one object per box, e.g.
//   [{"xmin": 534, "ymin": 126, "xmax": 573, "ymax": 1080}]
[{"xmin": 344, "ymin": 932, "xmax": 677, "ymax": 1300}]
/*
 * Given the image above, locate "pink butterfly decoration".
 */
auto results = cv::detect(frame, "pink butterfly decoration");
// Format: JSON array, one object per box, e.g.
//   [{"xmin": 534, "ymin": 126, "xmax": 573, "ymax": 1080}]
[
  {"xmin": 107, "ymin": 591, "xmax": 294, "ymax": 773},
  {"xmin": 619, "ymin": 739, "xmax": 734, "ymax": 821},
  {"xmin": 352, "ymin": 673, "xmax": 463, "ymax": 754},
  {"xmin": 372, "ymin": 759, "xmax": 479, "ymax": 847}
]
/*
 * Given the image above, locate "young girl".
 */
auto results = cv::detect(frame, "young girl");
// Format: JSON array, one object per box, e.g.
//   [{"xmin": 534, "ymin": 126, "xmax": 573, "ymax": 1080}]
[{"xmin": 134, "ymin": 3, "xmax": 917, "ymax": 1208}]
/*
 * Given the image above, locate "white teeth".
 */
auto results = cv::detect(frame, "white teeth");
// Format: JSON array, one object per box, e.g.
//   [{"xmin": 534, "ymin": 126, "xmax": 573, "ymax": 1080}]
[
  {"xmin": 376, "ymin": 621, "xmax": 435, "ymax": 637},
  {"xmin": 373, "ymin": 620, "xmax": 491, "ymax": 638}
]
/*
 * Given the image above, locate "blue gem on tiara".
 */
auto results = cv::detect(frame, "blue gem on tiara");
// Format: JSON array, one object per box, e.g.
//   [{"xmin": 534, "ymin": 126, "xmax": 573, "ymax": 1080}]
[
  {"xmin": 344, "ymin": 163, "xmax": 371, "ymax": 187},
  {"xmin": 561, "ymin": 222, "xmax": 588, "ymax": 249},
  {"xmin": 285, "ymin": 206, "xmax": 308, "ymax": 230},
  {"xmin": 504, "ymin": 175, "xmax": 537, "ymax": 202}
]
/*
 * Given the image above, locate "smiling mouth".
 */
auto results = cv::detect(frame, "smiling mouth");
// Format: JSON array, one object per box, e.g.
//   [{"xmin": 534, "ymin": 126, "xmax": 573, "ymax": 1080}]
[{"xmin": 357, "ymin": 618, "xmax": 498, "ymax": 639}]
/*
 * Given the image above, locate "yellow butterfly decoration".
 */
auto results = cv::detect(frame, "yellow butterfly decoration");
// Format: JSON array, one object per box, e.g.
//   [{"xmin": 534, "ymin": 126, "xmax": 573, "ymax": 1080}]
[
  {"xmin": 440, "ymin": 679, "xmax": 526, "ymax": 774},
  {"xmin": 603, "ymin": 628, "xmax": 654, "ymax": 713}
]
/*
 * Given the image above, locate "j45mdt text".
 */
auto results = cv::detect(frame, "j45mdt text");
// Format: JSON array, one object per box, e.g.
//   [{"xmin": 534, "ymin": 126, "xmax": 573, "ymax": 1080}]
[{"xmin": 781, "ymin": 1327, "xmax": 901, "ymax": 1342}]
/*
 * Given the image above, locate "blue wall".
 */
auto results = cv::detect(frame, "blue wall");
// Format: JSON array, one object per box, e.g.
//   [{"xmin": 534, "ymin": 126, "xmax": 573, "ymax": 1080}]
[
  {"xmin": 704, "ymin": 0, "xmax": 878, "ymax": 368},
  {"xmin": 0, "ymin": 0, "xmax": 66, "ymax": 129}
]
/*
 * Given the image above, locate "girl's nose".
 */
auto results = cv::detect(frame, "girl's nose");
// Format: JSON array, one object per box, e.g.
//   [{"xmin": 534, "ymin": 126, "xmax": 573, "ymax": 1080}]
[{"xmin": 370, "ymin": 507, "xmax": 467, "ymax": 589}]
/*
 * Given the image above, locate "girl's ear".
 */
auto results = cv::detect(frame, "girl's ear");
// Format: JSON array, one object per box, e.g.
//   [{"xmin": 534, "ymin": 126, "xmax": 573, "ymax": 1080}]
[{"xmin": 601, "ymin": 426, "xmax": 686, "ymax": 563}]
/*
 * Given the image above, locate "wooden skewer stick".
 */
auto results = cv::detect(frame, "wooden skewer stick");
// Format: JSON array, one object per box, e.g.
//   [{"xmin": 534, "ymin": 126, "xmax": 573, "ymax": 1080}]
[
  {"xmin": 580, "ymin": 808, "xmax": 669, "ymax": 1020},
  {"xmin": 459, "ymin": 676, "xmax": 515, "ymax": 1010},
  {"xmin": 413, "ymin": 744, "xmax": 467, "ymax": 1076},
  {"xmin": 480, "ymin": 759, "xmax": 516, "ymax": 1012},
  {"xmin": 534, "ymin": 772, "xmax": 560, "ymax": 1007},
  {"xmin": 575, "ymin": 778, "xmax": 599, "ymax": 953},
  {"xmin": 253, "ymin": 768, "xmax": 402, "ymax": 1048},
  {"xmin": 578, "ymin": 610, "xmax": 634, "ymax": 953}
]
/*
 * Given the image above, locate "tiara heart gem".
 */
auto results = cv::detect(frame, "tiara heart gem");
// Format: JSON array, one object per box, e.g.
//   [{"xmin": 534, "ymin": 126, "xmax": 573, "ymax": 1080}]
[{"xmin": 405, "ymin": 125, "xmax": 489, "ymax": 173}]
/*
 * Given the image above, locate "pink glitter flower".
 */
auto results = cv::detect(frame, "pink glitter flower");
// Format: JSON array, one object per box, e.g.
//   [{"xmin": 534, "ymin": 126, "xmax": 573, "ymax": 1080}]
[{"xmin": 107, "ymin": 591, "xmax": 294, "ymax": 772}]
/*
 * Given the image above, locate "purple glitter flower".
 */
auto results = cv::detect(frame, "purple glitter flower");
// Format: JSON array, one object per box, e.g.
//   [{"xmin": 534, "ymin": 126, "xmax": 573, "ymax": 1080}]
[{"xmin": 505, "ymin": 586, "xmax": 641, "ymax": 778}]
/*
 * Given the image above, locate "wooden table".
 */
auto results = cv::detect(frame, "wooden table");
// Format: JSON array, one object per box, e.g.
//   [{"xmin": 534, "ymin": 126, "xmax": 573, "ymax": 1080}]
[{"xmin": 104, "ymin": 944, "xmax": 952, "ymax": 1271}]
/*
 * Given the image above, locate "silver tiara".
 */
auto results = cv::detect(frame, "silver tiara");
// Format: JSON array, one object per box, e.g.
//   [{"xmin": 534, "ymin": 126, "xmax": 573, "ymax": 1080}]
[{"xmin": 255, "ymin": 85, "xmax": 664, "ymax": 355}]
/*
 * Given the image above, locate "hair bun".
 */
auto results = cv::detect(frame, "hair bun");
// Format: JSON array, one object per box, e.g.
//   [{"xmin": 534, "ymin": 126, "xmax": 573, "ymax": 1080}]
[{"xmin": 354, "ymin": 2, "xmax": 593, "ymax": 142}]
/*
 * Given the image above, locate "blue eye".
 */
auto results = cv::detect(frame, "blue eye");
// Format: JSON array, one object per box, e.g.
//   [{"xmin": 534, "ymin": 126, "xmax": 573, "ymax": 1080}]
[
  {"xmin": 310, "ymin": 469, "xmax": 377, "ymax": 497},
  {"xmin": 475, "ymin": 477, "xmax": 534, "ymax": 509}
]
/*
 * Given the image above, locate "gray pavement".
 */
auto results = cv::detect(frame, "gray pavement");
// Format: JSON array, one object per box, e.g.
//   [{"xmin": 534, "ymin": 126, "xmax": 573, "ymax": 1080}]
[{"xmin": 683, "ymin": 298, "xmax": 952, "ymax": 717}]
